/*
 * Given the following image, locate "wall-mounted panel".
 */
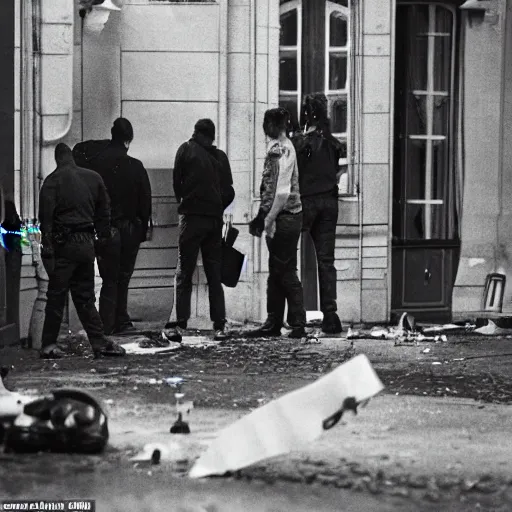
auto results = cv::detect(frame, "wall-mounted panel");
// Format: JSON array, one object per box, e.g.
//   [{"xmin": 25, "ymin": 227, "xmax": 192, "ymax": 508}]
[{"xmin": 122, "ymin": 52, "xmax": 219, "ymax": 101}]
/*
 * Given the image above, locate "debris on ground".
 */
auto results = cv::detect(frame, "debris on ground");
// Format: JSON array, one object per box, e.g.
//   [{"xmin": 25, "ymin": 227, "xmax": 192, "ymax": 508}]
[
  {"xmin": 189, "ymin": 354, "xmax": 384, "ymax": 479},
  {"xmin": 122, "ymin": 339, "xmax": 181, "ymax": 355},
  {"xmin": 474, "ymin": 319, "xmax": 508, "ymax": 336},
  {"xmin": 347, "ymin": 313, "xmax": 478, "ymax": 344}
]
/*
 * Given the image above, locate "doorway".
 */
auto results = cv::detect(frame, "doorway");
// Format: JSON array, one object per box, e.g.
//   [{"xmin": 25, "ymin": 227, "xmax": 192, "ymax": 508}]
[{"xmin": 391, "ymin": 2, "xmax": 462, "ymax": 322}]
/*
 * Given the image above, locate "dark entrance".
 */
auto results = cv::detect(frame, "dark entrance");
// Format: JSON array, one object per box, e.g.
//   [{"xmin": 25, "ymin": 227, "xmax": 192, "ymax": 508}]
[
  {"xmin": 0, "ymin": 0, "xmax": 17, "ymax": 345},
  {"xmin": 392, "ymin": 2, "xmax": 462, "ymax": 322}
]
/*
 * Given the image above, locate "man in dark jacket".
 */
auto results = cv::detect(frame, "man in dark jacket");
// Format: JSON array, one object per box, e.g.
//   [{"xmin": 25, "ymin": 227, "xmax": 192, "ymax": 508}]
[
  {"xmin": 39, "ymin": 143, "xmax": 125, "ymax": 359},
  {"xmin": 292, "ymin": 93, "xmax": 344, "ymax": 334},
  {"xmin": 165, "ymin": 119, "xmax": 235, "ymax": 342},
  {"xmin": 73, "ymin": 118, "xmax": 152, "ymax": 335}
]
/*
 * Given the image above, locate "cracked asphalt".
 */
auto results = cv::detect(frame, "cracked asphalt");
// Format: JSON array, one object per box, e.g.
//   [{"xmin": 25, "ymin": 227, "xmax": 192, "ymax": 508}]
[{"xmin": 1, "ymin": 327, "xmax": 512, "ymax": 511}]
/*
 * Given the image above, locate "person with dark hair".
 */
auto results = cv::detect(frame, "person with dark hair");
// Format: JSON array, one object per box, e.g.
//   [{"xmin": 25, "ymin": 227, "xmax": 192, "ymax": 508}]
[
  {"xmin": 292, "ymin": 93, "xmax": 344, "ymax": 334},
  {"xmin": 247, "ymin": 107, "xmax": 306, "ymax": 338},
  {"xmin": 73, "ymin": 118, "xmax": 152, "ymax": 335},
  {"xmin": 38, "ymin": 143, "xmax": 125, "ymax": 359},
  {"xmin": 164, "ymin": 118, "xmax": 235, "ymax": 342}
]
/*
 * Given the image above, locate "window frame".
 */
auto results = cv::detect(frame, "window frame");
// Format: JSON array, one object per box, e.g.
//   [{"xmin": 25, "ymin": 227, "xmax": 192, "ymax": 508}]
[
  {"xmin": 401, "ymin": 2, "xmax": 457, "ymax": 240},
  {"xmin": 279, "ymin": 0, "xmax": 302, "ymax": 129},
  {"xmin": 325, "ymin": 1, "xmax": 350, "ymax": 150},
  {"xmin": 279, "ymin": 0, "xmax": 355, "ymax": 196}
]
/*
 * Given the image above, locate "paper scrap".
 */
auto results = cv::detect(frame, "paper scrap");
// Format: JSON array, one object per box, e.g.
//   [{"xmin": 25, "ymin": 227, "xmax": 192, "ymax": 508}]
[
  {"xmin": 474, "ymin": 319, "xmax": 506, "ymax": 336},
  {"xmin": 188, "ymin": 354, "xmax": 384, "ymax": 479},
  {"xmin": 122, "ymin": 342, "xmax": 181, "ymax": 355}
]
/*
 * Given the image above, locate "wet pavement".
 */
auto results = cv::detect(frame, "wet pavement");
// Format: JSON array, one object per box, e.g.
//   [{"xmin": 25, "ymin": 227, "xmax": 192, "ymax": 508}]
[{"xmin": 1, "ymin": 327, "xmax": 512, "ymax": 511}]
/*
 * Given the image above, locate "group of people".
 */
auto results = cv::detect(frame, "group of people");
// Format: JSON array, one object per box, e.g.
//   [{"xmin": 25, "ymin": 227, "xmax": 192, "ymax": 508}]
[
  {"xmin": 37, "ymin": 92, "xmax": 344, "ymax": 359},
  {"xmin": 165, "ymin": 92, "xmax": 345, "ymax": 343},
  {"xmin": 39, "ymin": 119, "xmax": 151, "ymax": 359}
]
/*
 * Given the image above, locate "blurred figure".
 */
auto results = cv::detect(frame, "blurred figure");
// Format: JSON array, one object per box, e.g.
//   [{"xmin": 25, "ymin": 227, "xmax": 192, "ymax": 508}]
[
  {"xmin": 73, "ymin": 118, "xmax": 152, "ymax": 335},
  {"xmin": 292, "ymin": 93, "xmax": 344, "ymax": 334},
  {"xmin": 38, "ymin": 143, "xmax": 125, "ymax": 359},
  {"xmin": 248, "ymin": 107, "xmax": 306, "ymax": 339},
  {"xmin": 165, "ymin": 119, "xmax": 235, "ymax": 342}
]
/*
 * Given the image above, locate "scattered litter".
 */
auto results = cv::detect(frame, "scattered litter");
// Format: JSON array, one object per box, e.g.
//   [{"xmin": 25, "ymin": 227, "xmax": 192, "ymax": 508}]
[
  {"xmin": 422, "ymin": 348, "xmax": 431, "ymax": 354},
  {"xmin": 122, "ymin": 341, "xmax": 181, "ymax": 355},
  {"xmin": 165, "ymin": 377, "xmax": 185, "ymax": 389},
  {"xmin": 347, "ymin": 313, "xmax": 451, "ymax": 343},
  {"xmin": 474, "ymin": 319, "xmax": 506, "ymax": 336},
  {"xmin": 130, "ymin": 441, "xmax": 190, "ymax": 463},
  {"xmin": 138, "ymin": 332, "xmax": 171, "ymax": 349},
  {"xmin": 189, "ymin": 354, "xmax": 384, "ymax": 478},
  {"xmin": 432, "ymin": 362, "xmax": 442, "ymax": 366},
  {"xmin": 131, "ymin": 443, "xmax": 170, "ymax": 463},
  {"xmin": 301, "ymin": 336, "xmax": 321, "ymax": 345}
]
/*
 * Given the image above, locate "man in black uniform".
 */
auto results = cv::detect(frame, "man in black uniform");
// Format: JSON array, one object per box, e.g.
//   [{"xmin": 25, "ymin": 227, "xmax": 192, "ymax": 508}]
[
  {"xmin": 73, "ymin": 118, "xmax": 152, "ymax": 335},
  {"xmin": 292, "ymin": 93, "xmax": 344, "ymax": 334},
  {"xmin": 165, "ymin": 119, "xmax": 235, "ymax": 342},
  {"xmin": 39, "ymin": 143, "xmax": 126, "ymax": 359}
]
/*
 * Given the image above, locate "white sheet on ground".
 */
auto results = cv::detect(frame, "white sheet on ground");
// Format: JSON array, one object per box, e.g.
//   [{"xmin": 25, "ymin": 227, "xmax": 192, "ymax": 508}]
[{"xmin": 188, "ymin": 354, "xmax": 384, "ymax": 479}]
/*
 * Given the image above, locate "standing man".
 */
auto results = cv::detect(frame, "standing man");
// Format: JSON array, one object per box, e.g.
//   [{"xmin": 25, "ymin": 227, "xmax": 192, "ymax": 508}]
[
  {"xmin": 248, "ymin": 107, "xmax": 306, "ymax": 339},
  {"xmin": 292, "ymin": 93, "xmax": 344, "ymax": 334},
  {"xmin": 39, "ymin": 143, "xmax": 125, "ymax": 359},
  {"xmin": 73, "ymin": 118, "xmax": 152, "ymax": 335},
  {"xmin": 165, "ymin": 119, "xmax": 235, "ymax": 342}
]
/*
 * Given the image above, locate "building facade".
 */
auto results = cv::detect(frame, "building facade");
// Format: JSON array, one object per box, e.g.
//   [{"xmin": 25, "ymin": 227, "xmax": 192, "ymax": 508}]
[{"xmin": 8, "ymin": 0, "xmax": 512, "ymax": 342}]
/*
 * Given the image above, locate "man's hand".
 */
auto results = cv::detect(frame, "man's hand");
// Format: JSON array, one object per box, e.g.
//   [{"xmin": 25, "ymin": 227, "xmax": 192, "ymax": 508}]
[
  {"xmin": 248, "ymin": 216, "xmax": 264, "ymax": 238},
  {"xmin": 264, "ymin": 217, "xmax": 276, "ymax": 239}
]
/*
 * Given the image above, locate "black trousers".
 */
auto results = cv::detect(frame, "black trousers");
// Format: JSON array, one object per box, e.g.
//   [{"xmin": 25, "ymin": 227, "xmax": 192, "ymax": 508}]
[
  {"xmin": 41, "ymin": 234, "xmax": 105, "ymax": 349},
  {"xmin": 175, "ymin": 214, "xmax": 226, "ymax": 327},
  {"xmin": 266, "ymin": 212, "xmax": 306, "ymax": 329},
  {"xmin": 301, "ymin": 193, "xmax": 339, "ymax": 314},
  {"xmin": 96, "ymin": 220, "xmax": 141, "ymax": 334}
]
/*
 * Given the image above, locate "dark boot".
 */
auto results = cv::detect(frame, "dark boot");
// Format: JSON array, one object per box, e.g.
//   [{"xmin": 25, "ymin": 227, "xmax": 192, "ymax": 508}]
[
  {"xmin": 288, "ymin": 327, "xmax": 306, "ymax": 339},
  {"xmin": 114, "ymin": 322, "xmax": 137, "ymax": 335},
  {"xmin": 40, "ymin": 344, "xmax": 66, "ymax": 360},
  {"xmin": 213, "ymin": 321, "xmax": 229, "ymax": 341},
  {"xmin": 90, "ymin": 337, "xmax": 126, "ymax": 358},
  {"xmin": 163, "ymin": 320, "xmax": 187, "ymax": 343},
  {"xmin": 246, "ymin": 319, "xmax": 282, "ymax": 338},
  {"xmin": 322, "ymin": 312, "xmax": 343, "ymax": 334}
]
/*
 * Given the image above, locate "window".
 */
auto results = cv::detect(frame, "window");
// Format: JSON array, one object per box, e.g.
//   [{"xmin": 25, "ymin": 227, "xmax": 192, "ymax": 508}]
[
  {"xmin": 279, "ymin": 0, "xmax": 353, "ymax": 193},
  {"xmin": 393, "ymin": 3, "xmax": 457, "ymax": 241},
  {"xmin": 325, "ymin": 1, "xmax": 349, "ymax": 166},
  {"xmin": 279, "ymin": 1, "xmax": 302, "ymax": 131}
]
